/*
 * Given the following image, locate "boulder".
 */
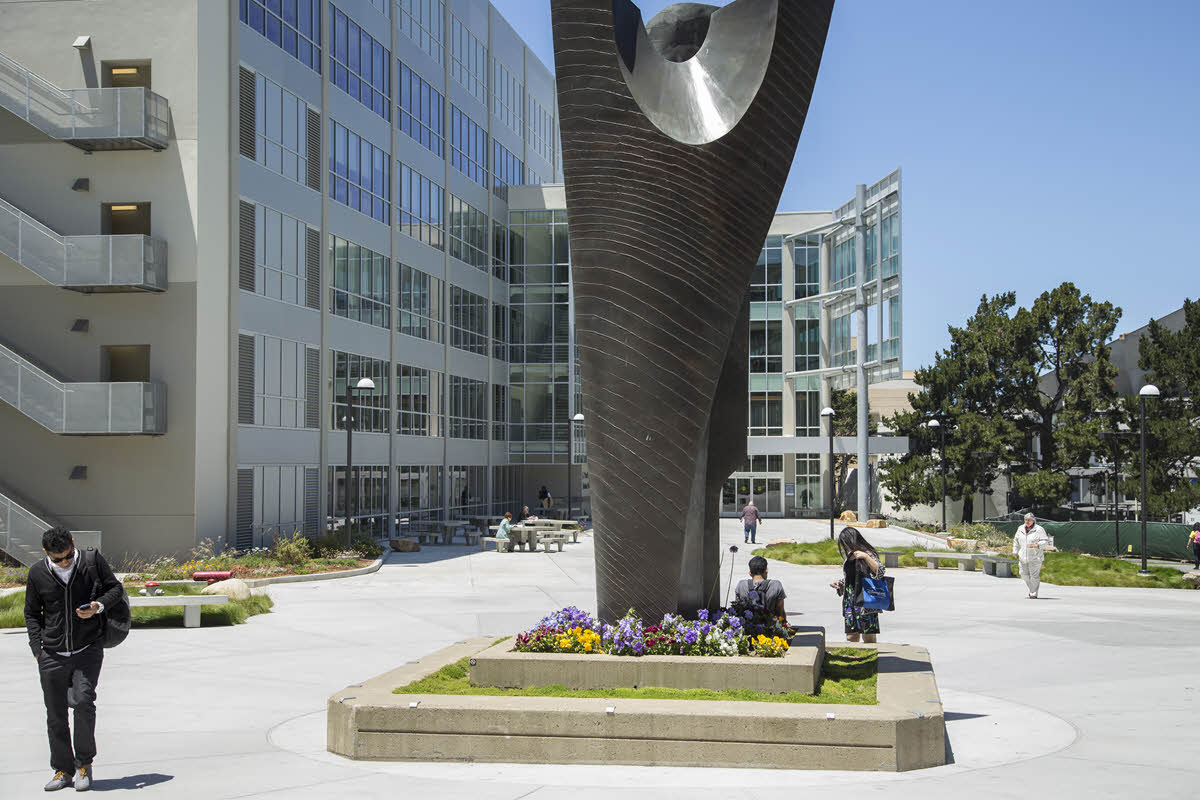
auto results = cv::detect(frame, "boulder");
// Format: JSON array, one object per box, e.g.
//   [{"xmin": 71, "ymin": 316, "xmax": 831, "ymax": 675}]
[
  {"xmin": 862, "ymin": 519, "xmax": 888, "ymax": 529},
  {"xmin": 837, "ymin": 510, "xmax": 858, "ymax": 523},
  {"xmin": 1182, "ymin": 571, "xmax": 1200, "ymax": 589},
  {"xmin": 390, "ymin": 538, "xmax": 421, "ymax": 553},
  {"xmin": 765, "ymin": 539, "xmax": 795, "ymax": 548},
  {"xmin": 200, "ymin": 578, "xmax": 251, "ymax": 601}
]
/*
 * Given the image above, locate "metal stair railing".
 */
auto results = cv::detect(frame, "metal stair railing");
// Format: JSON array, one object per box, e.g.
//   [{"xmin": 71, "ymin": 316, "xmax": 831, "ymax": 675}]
[
  {"xmin": 0, "ymin": 339, "xmax": 166, "ymax": 434},
  {"xmin": 0, "ymin": 196, "xmax": 167, "ymax": 290},
  {"xmin": 0, "ymin": 51, "xmax": 169, "ymax": 149},
  {"xmin": 0, "ymin": 487, "xmax": 101, "ymax": 568}
]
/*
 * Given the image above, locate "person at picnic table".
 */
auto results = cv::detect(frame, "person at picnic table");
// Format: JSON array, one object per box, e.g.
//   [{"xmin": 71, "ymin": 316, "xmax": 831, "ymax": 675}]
[
  {"xmin": 497, "ymin": 512, "xmax": 515, "ymax": 540},
  {"xmin": 521, "ymin": 506, "xmax": 538, "ymax": 522}
]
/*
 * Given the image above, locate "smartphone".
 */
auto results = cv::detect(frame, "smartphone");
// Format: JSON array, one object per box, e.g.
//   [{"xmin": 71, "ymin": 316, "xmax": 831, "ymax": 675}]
[{"xmin": 78, "ymin": 604, "xmax": 92, "ymax": 610}]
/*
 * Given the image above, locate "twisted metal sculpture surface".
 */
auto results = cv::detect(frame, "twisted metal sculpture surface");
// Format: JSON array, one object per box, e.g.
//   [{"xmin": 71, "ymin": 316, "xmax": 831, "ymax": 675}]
[{"xmin": 552, "ymin": 0, "xmax": 833, "ymax": 621}]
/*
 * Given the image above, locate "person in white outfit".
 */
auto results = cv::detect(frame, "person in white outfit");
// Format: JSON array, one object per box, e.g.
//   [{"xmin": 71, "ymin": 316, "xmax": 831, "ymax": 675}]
[{"xmin": 1012, "ymin": 512, "xmax": 1055, "ymax": 598}]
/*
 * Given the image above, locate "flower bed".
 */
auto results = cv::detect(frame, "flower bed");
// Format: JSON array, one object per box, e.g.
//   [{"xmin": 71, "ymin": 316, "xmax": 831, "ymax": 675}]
[{"xmin": 514, "ymin": 605, "xmax": 791, "ymax": 659}]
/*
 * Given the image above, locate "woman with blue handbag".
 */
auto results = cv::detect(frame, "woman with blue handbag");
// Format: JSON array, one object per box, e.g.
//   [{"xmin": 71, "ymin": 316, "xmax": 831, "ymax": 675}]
[{"xmin": 830, "ymin": 527, "xmax": 887, "ymax": 643}]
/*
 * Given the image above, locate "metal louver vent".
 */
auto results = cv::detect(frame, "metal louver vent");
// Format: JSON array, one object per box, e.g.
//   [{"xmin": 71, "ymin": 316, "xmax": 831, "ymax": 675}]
[
  {"xmin": 305, "ymin": 227, "xmax": 320, "ymax": 309},
  {"xmin": 236, "ymin": 468, "xmax": 254, "ymax": 551},
  {"xmin": 303, "ymin": 467, "xmax": 319, "ymax": 535},
  {"xmin": 239, "ymin": 201, "xmax": 256, "ymax": 292},
  {"xmin": 306, "ymin": 107, "xmax": 320, "ymax": 190},
  {"xmin": 238, "ymin": 66, "xmax": 256, "ymax": 160},
  {"xmin": 238, "ymin": 334, "xmax": 255, "ymax": 425},
  {"xmin": 305, "ymin": 347, "xmax": 320, "ymax": 429}
]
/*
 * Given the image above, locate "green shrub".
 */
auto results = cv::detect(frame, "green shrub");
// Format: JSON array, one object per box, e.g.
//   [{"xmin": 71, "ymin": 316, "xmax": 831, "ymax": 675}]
[
  {"xmin": 948, "ymin": 522, "xmax": 1010, "ymax": 550},
  {"xmin": 349, "ymin": 535, "xmax": 383, "ymax": 559},
  {"xmin": 271, "ymin": 531, "xmax": 311, "ymax": 566}
]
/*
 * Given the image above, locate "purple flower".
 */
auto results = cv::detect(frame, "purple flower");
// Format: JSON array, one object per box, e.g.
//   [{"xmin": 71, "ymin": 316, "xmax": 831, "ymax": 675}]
[
  {"xmin": 744, "ymin": 610, "xmax": 753, "ymax": 620},
  {"xmin": 697, "ymin": 609, "xmax": 709, "ymax": 621}
]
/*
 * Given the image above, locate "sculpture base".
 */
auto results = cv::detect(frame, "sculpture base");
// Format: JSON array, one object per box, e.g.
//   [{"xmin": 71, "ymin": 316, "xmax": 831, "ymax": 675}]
[{"xmin": 327, "ymin": 637, "xmax": 946, "ymax": 771}]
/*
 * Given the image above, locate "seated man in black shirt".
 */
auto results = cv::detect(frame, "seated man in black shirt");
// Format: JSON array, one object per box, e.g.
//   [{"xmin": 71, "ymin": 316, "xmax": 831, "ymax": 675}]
[{"xmin": 734, "ymin": 555, "xmax": 789, "ymax": 626}]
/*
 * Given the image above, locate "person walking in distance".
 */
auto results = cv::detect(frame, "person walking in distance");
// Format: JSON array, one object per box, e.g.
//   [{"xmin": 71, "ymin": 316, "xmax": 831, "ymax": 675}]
[
  {"xmin": 1188, "ymin": 522, "xmax": 1200, "ymax": 570},
  {"xmin": 25, "ymin": 527, "xmax": 123, "ymax": 792},
  {"xmin": 1013, "ymin": 512, "xmax": 1056, "ymax": 598},
  {"xmin": 740, "ymin": 498, "xmax": 762, "ymax": 544}
]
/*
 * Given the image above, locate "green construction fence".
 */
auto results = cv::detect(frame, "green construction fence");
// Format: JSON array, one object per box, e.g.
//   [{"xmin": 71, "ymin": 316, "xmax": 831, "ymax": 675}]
[{"xmin": 988, "ymin": 516, "xmax": 1195, "ymax": 560}]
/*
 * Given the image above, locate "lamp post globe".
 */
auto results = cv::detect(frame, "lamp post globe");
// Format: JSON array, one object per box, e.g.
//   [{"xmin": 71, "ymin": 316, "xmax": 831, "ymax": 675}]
[
  {"xmin": 1137, "ymin": 384, "xmax": 1159, "ymax": 576},
  {"xmin": 344, "ymin": 377, "xmax": 377, "ymax": 548},
  {"xmin": 821, "ymin": 407, "xmax": 835, "ymax": 540}
]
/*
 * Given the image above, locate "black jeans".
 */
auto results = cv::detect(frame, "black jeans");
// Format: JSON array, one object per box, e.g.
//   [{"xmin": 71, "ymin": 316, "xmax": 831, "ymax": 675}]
[
  {"xmin": 38, "ymin": 646, "xmax": 104, "ymax": 773},
  {"xmin": 1192, "ymin": 542, "xmax": 1200, "ymax": 569}
]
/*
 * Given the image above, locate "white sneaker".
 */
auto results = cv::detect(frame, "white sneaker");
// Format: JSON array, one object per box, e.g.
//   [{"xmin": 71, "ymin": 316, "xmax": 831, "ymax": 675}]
[
  {"xmin": 73, "ymin": 765, "xmax": 91, "ymax": 792},
  {"xmin": 43, "ymin": 771, "xmax": 72, "ymax": 791}
]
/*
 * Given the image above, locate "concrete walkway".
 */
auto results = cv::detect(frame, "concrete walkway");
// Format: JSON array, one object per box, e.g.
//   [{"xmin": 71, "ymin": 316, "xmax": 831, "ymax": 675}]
[{"xmin": 1, "ymin": 519, "xmax": 1196, "ymax": 798}]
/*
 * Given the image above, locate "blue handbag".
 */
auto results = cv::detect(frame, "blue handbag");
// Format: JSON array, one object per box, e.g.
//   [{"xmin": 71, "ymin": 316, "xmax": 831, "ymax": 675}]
[{"xmin": 856, "ymin": 575, "xmax": 892, "ymax": 611}]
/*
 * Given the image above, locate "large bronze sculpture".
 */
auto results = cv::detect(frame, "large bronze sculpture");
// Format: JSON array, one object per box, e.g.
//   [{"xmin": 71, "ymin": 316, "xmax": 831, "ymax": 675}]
[{"xmin": 552, "ymin": 0, "xmax": 833, "ymax": 622}]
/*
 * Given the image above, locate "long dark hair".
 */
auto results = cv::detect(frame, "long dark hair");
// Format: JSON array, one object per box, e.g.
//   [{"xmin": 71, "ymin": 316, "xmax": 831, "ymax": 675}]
[{"xmin": 838, "ymin": 527, "xmax": 880, "ymax": 586}]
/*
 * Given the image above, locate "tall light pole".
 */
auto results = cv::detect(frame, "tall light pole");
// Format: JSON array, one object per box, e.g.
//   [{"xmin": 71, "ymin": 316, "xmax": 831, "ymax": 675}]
[
  {"xmin": 927, "ymin": 419, "xmax": 946, "ymax": 532},
  {"xmin": 821, "ymin": 406, "xmax": 835, "ymax": 540},
  {"xmin": 1138, "ymin": 384, "xmax": 1159, "ymax": 576},
  {"xmin": 569, "ymin": 412, "xmax": 584, "ymax": 521},
  {"xmin": 344, "ymin": 376, "xmax": 376, "ymax": 547}
]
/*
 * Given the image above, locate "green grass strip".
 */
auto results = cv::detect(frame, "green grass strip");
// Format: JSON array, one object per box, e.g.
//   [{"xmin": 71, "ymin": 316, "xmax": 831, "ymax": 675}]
[
  {"xmin": 0, "ymin": 591, "xmax": 273, "ymax": 629},
  {"xmin": 393, "ymin": 646, "xmax": 877, "ymax": 705}
]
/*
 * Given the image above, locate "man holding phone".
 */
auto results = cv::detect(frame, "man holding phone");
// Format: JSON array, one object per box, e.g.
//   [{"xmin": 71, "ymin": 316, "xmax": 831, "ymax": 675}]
[{"xmin": 24, "ymin": 527, "xmax": 123, "ymax": 792}]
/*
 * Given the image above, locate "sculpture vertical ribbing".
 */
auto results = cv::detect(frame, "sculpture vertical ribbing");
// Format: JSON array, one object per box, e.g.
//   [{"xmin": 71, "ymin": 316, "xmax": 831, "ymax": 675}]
[{"xmin": 551, "ymin": 0, "xmax": 834, "ymax": 621}]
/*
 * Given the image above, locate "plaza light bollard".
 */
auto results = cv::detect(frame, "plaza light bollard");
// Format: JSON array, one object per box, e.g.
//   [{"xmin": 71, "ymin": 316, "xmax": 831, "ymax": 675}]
[{"xmin": 1137, "ymin": 384, "xmax": 1159, "ymax": 576}]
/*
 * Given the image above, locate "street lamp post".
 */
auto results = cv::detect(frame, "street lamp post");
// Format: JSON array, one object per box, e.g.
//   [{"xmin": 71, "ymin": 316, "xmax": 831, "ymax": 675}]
[
  {"xmin": 569, "ymin": 412, "xmax": 584, "ymax": 521},
  {"xmin": 821, "ymin": 406, "xmax": 835, "ymax": 540},
  {"xmin": 927, "ymin": 419, "xmax": 946, "ymax": 532},
  {"xmin": 1138, "ymin": 384, "xmax": 1159, "ymax": 575},
  {"xmin": 343, "ymin": 377, "xmax": 376, "ymax": 548}
]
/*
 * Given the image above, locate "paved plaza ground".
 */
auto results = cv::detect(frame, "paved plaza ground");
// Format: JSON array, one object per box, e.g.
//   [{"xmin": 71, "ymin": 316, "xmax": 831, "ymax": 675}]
[{"xmin": 1, "ymin": 519, "xmax": 1196, "ymax": 798}]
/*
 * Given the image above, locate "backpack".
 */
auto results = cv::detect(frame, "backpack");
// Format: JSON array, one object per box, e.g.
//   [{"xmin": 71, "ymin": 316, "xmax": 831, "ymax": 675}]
[{"xmin": 82, "ymin": 548, "xmax": 131, "ymax": 648}]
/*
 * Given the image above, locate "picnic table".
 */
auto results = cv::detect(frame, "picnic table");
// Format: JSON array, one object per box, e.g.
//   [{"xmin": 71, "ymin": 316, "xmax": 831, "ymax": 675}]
[
  {"xmin": 433, "ymin": 519, "xmax": 476, "ymax": 544},
  {"xmin": 488, "ymin": 524, "xmax": 546, "ymax": 551}
]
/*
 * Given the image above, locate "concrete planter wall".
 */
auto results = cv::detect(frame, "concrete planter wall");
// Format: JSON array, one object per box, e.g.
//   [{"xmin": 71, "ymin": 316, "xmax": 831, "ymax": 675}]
[{"xmin": 470, "ymin": 627, "xmax": 824, "ymax": 695}]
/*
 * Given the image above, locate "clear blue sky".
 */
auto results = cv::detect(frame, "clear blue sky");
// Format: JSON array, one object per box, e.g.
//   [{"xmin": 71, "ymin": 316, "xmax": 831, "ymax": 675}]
[{"xmin": 492, "ymin": 0, "xmax": 1200, "ymax": 370}]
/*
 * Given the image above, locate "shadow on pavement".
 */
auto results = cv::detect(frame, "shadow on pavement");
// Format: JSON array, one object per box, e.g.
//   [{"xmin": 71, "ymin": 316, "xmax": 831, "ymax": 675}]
[
  {"xmin": 92, "ymin": 773, "xmax": 174, "ymax": 791},
  {"xmin": 943, "ymin": 711, "xmax": 988, "ymax": 721}
]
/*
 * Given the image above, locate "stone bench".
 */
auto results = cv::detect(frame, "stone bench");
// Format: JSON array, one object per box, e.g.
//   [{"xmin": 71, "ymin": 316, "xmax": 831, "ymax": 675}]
[
  {"xmin": 480, "ymin": 536, "xmax": 511, "ymax": 553},
  {"xmin": 410, "ymin": 530, "xmax": 446, "ymax": 545},
  {"xmin": 980, "ymin": 556, "xmax": 1016, "ymax": 578},
  {"xmin": 913, "ymin": 552, "xmax": 979, "ymax": 571},
  {"xmin": 879, "ymin": 550, "xmax": 903, "ymax": 568},
  {"xmin": 539, "ymin": 535, "xmax": 569, "ymax": 552},
  {"xmin": 127, "ymin": 595, "xmax": 229, "ymax": 628}
]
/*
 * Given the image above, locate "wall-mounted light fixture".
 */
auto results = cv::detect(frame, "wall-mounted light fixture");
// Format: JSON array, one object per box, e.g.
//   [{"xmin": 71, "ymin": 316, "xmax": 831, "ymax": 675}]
[
  {"xmin": 71, "ymin": 178, "xmax": 90, "ymax": 192},
  {"xmin": 109, "ymin": 205, "xmax": 139, "ymax": 212},
  {"xmin": 72, "ymin": 35, "xmax": 92, "ymax": 50},
  {"xmin": 109, "ymin": 67, "xmax": 140, "ymax": 76},
  {"xmin": 69, "ymin": 466, "xmax": 88, "ymax": 480},
  {"xmin": 70, "ymin": 318, "xmax": 90, "ymax": 332}
]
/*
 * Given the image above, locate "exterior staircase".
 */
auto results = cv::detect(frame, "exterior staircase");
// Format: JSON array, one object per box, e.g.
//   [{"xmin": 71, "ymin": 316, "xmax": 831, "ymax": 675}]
[
  {"xmin": 0, "ymin": 335, "xmax": 166, "ymax": 434},
  {"xmin": 0, "ymin": 479, "xmax": 100, "ymax": 567},
  {"xmin": 0, "ymin": 194, "xmax": 167, "ymax": 291},
  {"xmin": 0, "ymin": 51, "xmax": 169, "ymax": 152}
]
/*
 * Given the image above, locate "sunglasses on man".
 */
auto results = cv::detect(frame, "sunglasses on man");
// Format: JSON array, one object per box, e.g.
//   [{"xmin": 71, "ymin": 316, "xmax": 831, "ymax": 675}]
[{"xmin": 47, "ymin": 551, "xmax": 74, "ymax": 565}]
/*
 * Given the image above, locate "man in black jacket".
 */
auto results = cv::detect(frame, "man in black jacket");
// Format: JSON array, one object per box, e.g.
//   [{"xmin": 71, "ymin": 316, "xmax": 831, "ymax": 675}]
[{"xmin": 25, "ymin": 526, "xmax": 123, "ymax": 792}]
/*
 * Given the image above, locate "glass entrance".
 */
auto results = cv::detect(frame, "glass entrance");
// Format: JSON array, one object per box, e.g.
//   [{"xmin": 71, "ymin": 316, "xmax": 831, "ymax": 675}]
[{"xmin": 722, "ymin": 475, "xmax": 782, "ymax": 515}]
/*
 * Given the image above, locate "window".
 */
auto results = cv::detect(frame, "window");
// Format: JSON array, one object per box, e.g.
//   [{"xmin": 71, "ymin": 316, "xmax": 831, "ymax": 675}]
[
  {"xmin": 398, "ymin": 162, "xmax": 444, "ymax": 248},
  {"xmin": 398, "ymin": 62, "xmax": 444, "ymax": 156},
  {"xmin": 448, "ymin": 464, "xmax": 487, "ymax": 515},
  {"xmin": 450, "ymin": 105, "xmax": 488, "ymax": 187},
  {"xmin": 492, "ymin": 221, "xmax": 510, "ymax": 281},
  {"xmin": 833, "ymin": 237, "xmax": 856, "ymax": 290},
  {"xmin": 794, "ymin": 308, "xmax": 819, "ymax": 372},
  {"xmin": 493, "ymin": 141, "xmax": 523, "ymax": 200},
  {"xmin": 330, "ymin": 350, "xmax": 390, "ymax": 432},
  {"xmin": 749, "ymin": 391, "xmax": 782, "ymax": 436},
  {"xmin": 448, "ymin": 195, "xmax": 488, "ymax": 271},
  {"xmin": 795, "ymin": 389, "xmax": 819, "ymax": 436},
  {"xmin": 749, "ymin": 320, "xmax": 782, "ymax": 373},
  {"xmin": 330, "ymin": 235, "xmax": 390, "ymax": 329},
  {"xmin": 254, "ymin": 73, "xmax": 311, "ymax": 187},
  {"xmin": 330, "ymin": 120, "xmax": 390, "ymax": 223},
  {"xmin": 396, "ymin": 364, "xmax": 443, "ymax": 436},
  {"xmin": 398, "ymin": 264, "xmax": 444, "ymax": 342},
  {"xmin": 751, "ymin": 235, "xmax": 783, "ymax": 301},
  {"xmin": 864, "ymin": 221, "xmax": 877, "ymax": 282},
  {"xmin": 331, "ymin": 6, "xmax": 390, "ymax": 120},
  {"xmin": 253, "ymin": 334, "xmax": 311, "ymax": 428},
  {"xmin": 881, "ymin": 295, "xmax": 901, "ymax": 361},
  {"xmin": 493, "ymin": 383, "xmax": 507, "ymax": 440},
  {"xmin": 526, "ymin": 93, "xmax": 555, "ymax": 166},
  {"xmin": 492, "ymin": 301, "xmax": 508, "ymax": 362},
  {"xmin": 448, "ymin": 376, "xmax": 487, "ymax": 439},
  {"xmin": 831, "ymin": 313, "xmax": 854, "ymax": 367},
  {"xmin": 880, "ymin": 210, "xmax": 900, "ymax": 278},
  {"xmin": 491, "ymin": 57, "xmax": 522, "ymax": 134},
  {"xmin": 240, "ymin": 0, "xmax": 321, "ymax": 73},
  {"xmin": 395, "ymin": 0, "xmax": 444, "ymax": 65},
  {"xmin": 328, "ymin": 465, "xmax": 389, "ymax": 536},
  {"xmin": 450, "ymin": 15, "xmax": 487, "ymax": 104},
  {"xmin": 255, "ymin": 205, "xmax": 311, "ymax": 306},
  {"xmin": 396, "ymin": 464, "xmax": 443, "ymax": 521},
  {"xmin": 742, "ymin": 455, "xmax": 783, "ymax": 473},
  {"xmin": 450, "ymin": 285, "xmax": 488, "ymax": 355},
  {"xmin": 793, "ymin": 234, "xmax": 820, "ymax": 300},
  {"xmin": 249, "ymin": 464, "xmax": 313, "ymax": 543},
  {"xmin": 795, "ymin": 454, "xmax": 820, "ymax": 510}
]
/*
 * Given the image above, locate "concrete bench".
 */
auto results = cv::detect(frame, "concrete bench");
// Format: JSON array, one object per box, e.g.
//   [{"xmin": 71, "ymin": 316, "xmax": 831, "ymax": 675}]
[
  {"xmin": 127, "ymin": 595, "xmax": 229, "ymax": 628},
  {"xmin": 914, "ymin": 552, "xmax": 979, "ymax": 571},
  {"xmin": 480, "ymin": 536, "xmax": 511, "ymax": 553},
  {"xmin": 980, "ymin": 556, "xmax": 1016, "ymax": 578},
  {"xmin": 411, "ymin": 530, "xmax": 446, "ymax": 545},
  {"xmin": 879, "ymin": 550, "xmax": 903, "ymax": 568},
  {"xmin": 540, "ymin": 535, "xmax": 569, "ymax": 553}
]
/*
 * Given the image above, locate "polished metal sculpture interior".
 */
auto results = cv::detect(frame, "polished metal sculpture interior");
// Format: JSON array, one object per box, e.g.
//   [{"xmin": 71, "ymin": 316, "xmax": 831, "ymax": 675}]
[{"xmin": 552, "ymin": 0, "xmax": 834, "ymax": 622}]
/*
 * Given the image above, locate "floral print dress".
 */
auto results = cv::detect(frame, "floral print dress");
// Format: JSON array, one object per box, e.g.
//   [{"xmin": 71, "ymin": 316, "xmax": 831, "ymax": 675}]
[{"xmin": 842, "ymin": 561, "xmax": 885, "ymax": 635}]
